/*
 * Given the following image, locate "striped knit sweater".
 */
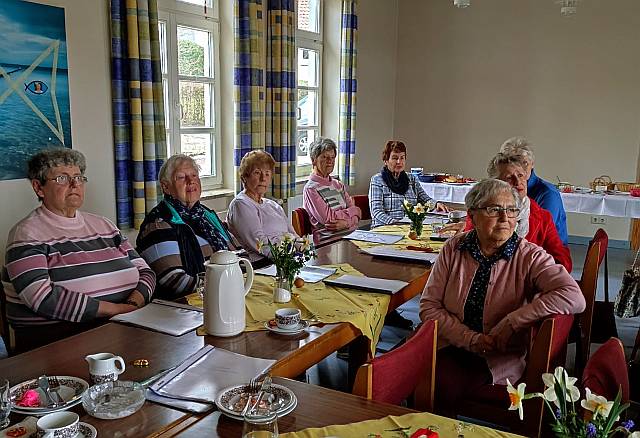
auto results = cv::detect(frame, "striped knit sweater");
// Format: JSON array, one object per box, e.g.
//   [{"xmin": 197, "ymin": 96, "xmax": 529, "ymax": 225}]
[{"xmin": 1, "ymin": 206, "xmax": 155, "ymax": 327}]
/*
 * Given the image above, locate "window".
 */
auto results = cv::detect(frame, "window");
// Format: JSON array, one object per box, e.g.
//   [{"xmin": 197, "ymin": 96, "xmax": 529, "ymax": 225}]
[
  {"xmin": 159, "ymin": 0, "xmax": 221, "ymax": 187},
  {"xmin": 296, "ymin": 0, "xmax": 322, "ymax": 173}
]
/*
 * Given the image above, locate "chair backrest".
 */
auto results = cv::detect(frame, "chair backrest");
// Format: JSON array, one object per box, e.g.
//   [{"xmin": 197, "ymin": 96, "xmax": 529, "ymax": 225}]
[
  {"xmin": 582, "ymin": 338, "xmax": 630, "ymax": 402},
  {"xmin": 352, "ymin": 320, "xmax": 437, "ymax": 411},
  {"xmin": 292, "ymin": 208, "xmax": 312, "ymax": 237},
  {"xmin": 574, "ymin": 228, "xmax": 608, "ymax": 376},
  {"xmin": 352, "ymin": 194, "xmax": 371, "ymax": 221}
]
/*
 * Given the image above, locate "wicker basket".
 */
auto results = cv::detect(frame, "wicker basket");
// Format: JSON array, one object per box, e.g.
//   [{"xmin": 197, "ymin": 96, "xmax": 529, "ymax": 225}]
[
  {"xmin": 590, "ymin": 175, "xmax": 613, "ymax": 191},
  {"xmin": 614, "ymin": 182, "xmax": 640, "ymax": 192}
]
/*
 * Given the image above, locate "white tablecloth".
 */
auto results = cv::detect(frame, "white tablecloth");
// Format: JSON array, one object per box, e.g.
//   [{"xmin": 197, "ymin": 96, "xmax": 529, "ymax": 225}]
[{"xmin": 420, "ymin": 182, "xmax": 640, "ymax": 219}]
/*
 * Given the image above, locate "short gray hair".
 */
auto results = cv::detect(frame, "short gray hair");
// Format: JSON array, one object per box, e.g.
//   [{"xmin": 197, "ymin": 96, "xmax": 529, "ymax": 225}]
[
  {"xmin": 499, "ymin": 136, "xmax": 535, "ymax": 164},
  {"xmin": 159, "ymin": 154, "xmax": 200, "ymax": 184},
  {"xmin": 27, "ymin": 148, "xmax": 86, "ymax": 184},
  {"xmin": 309, "ymin": 137, "xmax": 337, "ymax": 162},
  {"xmin": 465, "ymin": 178, "xmax": 520, "ymax": 210},
  {"xmin": 487, "ymin": 153, "xmax": 528, "ymax": 178}
]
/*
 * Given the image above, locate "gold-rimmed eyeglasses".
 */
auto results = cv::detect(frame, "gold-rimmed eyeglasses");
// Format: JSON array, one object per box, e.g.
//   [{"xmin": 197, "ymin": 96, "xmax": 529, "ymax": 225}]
[
  {"xmin": 474, "ymin": 206, "xmax": 520, "ymax": 218},
  {"xmin": 47, "ymin": 175, "xmax": 88, "ymax": 185}
]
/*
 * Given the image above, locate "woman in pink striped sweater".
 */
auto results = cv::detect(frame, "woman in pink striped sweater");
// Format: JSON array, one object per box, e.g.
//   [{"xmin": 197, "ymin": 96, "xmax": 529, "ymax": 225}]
[
  {"xmin": 1, "ymin": 149, "xmax": 155, "ymax": 352},
  {"xmin": 303, "ymin": 137, "xmax": 361, "ymax": 245}
]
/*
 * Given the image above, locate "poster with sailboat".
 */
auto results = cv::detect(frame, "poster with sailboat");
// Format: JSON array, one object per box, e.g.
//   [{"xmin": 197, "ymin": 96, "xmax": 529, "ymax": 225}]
[{"xmin": 0, "ymin": 0, "xmax": 72, "ymax": 180}]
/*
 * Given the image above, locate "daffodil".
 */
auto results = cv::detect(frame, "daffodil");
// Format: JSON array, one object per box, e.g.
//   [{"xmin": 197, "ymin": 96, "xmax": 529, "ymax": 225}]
[
  {"xmin": 507, "ymin": 379, "xmax": 526, "ymax": 420},
  {"xmin": 256, "ymin": 239, "xmax": 264, "ymax": 252},
  {"xmin": 628, "ymin": 432, "xmax": 640, "ymax": 438},
  {"xmin": 412, "ymin": 204, "xmax": 425, "ymax": 214},
  {"xmin": 542, "ymin": 367, "xmax": 580, "ymax": 407},
  {"xmin": 581, "ymin": 388, "xmax": 615, "ymax": 420}
]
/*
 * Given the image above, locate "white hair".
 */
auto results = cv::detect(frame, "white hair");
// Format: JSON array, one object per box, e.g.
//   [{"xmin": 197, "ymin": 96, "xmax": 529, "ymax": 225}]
[
  {"xmin": 499, "ymin": 136, "xmax": 535, "ymax": 164},
  {"xmin": 465, "ymin": 178, "xmax": 520, "ymax": 210}
]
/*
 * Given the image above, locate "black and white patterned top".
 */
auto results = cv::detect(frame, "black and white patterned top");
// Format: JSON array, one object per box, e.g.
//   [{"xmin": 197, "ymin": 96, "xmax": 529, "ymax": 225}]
[{"xmin": 458, "ymin": 230, "xmax": 520, "ymax": 333}]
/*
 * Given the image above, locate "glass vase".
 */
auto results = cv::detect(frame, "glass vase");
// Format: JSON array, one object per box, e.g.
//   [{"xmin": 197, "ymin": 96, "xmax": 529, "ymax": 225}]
[
  {"xmin": 273, "ymin": 276, "xmax": 292, "ymax": 303},
  {"xmin": 409, "ymin": 221, "xmax": 423, "ymax": 239}
]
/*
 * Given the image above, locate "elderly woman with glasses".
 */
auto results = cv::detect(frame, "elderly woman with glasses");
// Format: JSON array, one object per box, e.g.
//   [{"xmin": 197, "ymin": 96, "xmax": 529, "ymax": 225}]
[
  {"xmin": 420, "ymin": 178, "xmax": 584, "ymax": 416},
  {"xmin": 369, "ymin": 140, "xmax": 448, "ymax": 228},
  {"xmin": 227, "ymin": 150, "xmax": 299, "ymax": 257},
  {"xmin": 137, "ymin": 154, "xmax": 236, "ymax": 299},
  {"xmin": 1, "ymin": 149, "xmax": 155, "ymax": 353},
  {"xmin": 303, "ymin": 137, "xmax": 361, "ymax": 244}
]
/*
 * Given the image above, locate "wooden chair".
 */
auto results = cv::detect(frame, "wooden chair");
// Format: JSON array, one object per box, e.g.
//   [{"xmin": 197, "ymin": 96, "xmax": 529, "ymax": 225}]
[
  {"xmin": 353, "ymin": 320, "xmax": 437, "ymax": 411},
  {"xmin": 571, "ymin": 228, "xmax": 608, "ymax": 378},
  {"xmin": 292, "ymin": 207, "xmax": 312, "ymax": 237},
  {"xmin": 456, "ymin": 314, "xmax": 574, "ymax": 438},
  {"xmin": 352, "ymin": 194, "xmax": 371, "ymax": 221},
  {"xmin": 582, "ymin": 338, "xmax": 630, "ymax": 402}
]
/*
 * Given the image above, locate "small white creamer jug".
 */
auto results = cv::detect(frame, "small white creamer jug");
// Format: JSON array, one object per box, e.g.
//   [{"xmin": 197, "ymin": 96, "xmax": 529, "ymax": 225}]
[
  {"xmin": 203, "ymin": 250, "xmax": 254, "ymax": 337},
  {"xmin": 85, "ymin": 352, "xmax": 126, "ymax": 384}
]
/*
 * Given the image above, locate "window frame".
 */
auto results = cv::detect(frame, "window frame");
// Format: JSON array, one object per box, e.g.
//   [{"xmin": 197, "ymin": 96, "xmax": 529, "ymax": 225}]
[
  {"xmin": 158, "ymin": 1, "xmax": 222, "ymax": 188},
  {"xmin": 295, "ymin": 0, "xmax": 323, "ymax": 177}
]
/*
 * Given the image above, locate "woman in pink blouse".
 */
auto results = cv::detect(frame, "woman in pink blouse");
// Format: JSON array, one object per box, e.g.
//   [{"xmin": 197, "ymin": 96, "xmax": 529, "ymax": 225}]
[
  {"xmin": 419, "ymin": 178, "xmax": 584, "ymax": 416},
  {"xmin": 303, "ymin": 137, "xmax": 361, "ymax": 245},
  {"xmin": 227, "ymin": 150, "xmax": 299, "ymax": 258}
]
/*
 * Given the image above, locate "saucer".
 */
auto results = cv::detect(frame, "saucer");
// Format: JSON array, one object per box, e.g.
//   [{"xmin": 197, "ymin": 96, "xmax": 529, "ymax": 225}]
[
  {"xmin": 11, "ymin": 376, "xmax": 89, "ymax": 415},
  {"xmin": 264, "ymin": 320, "xmax": 310, "ymax": 335},
  {"xmin": 29, "ymin": 422, "xmax": 96, "ymax": 438}
]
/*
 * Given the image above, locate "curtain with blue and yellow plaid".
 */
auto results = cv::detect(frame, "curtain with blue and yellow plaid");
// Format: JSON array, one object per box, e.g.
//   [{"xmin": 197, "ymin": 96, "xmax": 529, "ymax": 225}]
[
  {"xmin": 338, "ymin": 0, "xmax": 358, "ymax": 186},
  {"xmin": 265, "ymin": 0, "xmax": 297, "ymax": 200},
  {"xmin": 110, "ymin": 0, "xmax": 166, "ymax": 229},
  {"xmin": 234, "ymin": 0, "xmax": 266, "ymax": 193}
]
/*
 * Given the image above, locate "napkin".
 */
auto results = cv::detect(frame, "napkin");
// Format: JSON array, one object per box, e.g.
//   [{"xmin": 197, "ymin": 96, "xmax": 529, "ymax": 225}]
[{"xmin": 1, "ymin": 416, "xmax": 36, "ymax": 438}]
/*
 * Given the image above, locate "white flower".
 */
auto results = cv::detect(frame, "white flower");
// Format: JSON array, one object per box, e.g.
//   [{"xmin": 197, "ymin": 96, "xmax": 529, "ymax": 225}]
[
  {"xmin": 403, "ymin": 199, "xmax": 410, "ymax": 208},
  {"xmin": 507, "ymin": 379, "xmax": 526, "ymax": 420},
  {"xmin": 541, "ymin": 367, "xmax": 580, "ymax": 407},
  {"xmin": 628, "ymin": 433, "xmax": 640, "ymax": 438},
  {"xmin": 580, "ymin": 388, "xmax": 615, "ymax": 419},
  {"xmin": 282, "ymin": 233, "xmax": 293, "ymax": 243},
  {"xmin": 413, "ymin": 204, "xmax": 425, "ymax": 214}
]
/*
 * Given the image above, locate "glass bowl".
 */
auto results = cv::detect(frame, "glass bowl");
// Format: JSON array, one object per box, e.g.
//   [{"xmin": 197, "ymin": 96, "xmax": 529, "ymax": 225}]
[{"xmin": 82, "ymin": 380, "xmax": 145, "ymax": 419}]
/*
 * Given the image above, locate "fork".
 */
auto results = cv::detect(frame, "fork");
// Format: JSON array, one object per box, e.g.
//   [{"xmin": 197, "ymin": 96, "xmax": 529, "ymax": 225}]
[
  {"xmin": 240, "ymin": 376, "xmax": 261, "ymax": 416},
  {"xmin": 47, "ymin": 376, "xmax": 64, "ymax": 406},
  {"xmin": 249, "ymin": 375, "xmax": 272, "ymax": 414}
]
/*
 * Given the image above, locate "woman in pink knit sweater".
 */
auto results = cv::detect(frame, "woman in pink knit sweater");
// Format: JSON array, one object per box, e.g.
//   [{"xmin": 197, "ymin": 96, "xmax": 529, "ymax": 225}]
[
  {"xmin": 302, "ymin": 137, "xmax": 361, "ymax": 245},
  {"xmin": 419, "ymin": 178, "xmax": 584, "ymax": 416}
]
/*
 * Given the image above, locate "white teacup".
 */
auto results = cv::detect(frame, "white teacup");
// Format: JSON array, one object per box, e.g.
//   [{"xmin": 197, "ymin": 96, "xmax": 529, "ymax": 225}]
[
  {"xmin": 275, "ymin": 308, "xmax": 301, "ymax": 330},
  {"xmin": 37, "ymin": 411, "xmax": 79, "ymax": 438}
]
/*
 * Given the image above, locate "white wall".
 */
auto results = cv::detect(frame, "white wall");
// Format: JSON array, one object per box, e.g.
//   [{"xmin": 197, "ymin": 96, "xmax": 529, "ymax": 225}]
[
  {"xmin": 0, "ymin": 0, "xmax": 114, "ymax": 265},
  {"xmin": 393, "ymin": 0, "xmax": 640, "ymax": 241}
]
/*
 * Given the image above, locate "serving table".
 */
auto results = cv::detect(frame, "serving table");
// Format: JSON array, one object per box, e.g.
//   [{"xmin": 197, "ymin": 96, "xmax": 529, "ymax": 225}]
[
  {"xmin": 420, "ymin": 181, "xmax": 640, "ymax": 219},
  {"xmin": 1, "ymin": 239, "xmax": 430, "ymax": 437}
]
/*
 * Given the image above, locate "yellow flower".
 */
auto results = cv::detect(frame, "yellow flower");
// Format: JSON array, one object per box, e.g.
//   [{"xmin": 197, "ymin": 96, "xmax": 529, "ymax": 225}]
[
  {"xmin": 507, "ymin": 379, "xmax": 526, "ymax": 420},
  {"xmin": 256, "ymin": 239, "xmax": 264, "ymax": 251},
  {"xmin": 413, "ymin": 204, "xmax": 425, "ymax": 214},
  {"xmin": 580, "ymin": 388, "xmax": 615, "ymax": 419}
]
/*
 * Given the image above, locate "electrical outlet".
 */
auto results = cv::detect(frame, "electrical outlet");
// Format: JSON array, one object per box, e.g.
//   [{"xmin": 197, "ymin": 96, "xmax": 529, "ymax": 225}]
[{"xmin": 590, "ymin": 216, "xmax": 606, "ymax": 224}]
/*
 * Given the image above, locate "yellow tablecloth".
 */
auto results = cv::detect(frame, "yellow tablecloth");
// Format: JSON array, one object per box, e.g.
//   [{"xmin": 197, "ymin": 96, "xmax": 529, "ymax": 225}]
[
  {"xmin": 280, "ymin": 412, "xmax": 525, "ymax": 438},
  {"xmin": 188, "ymin": 264, "xmax": 390, "ymax": 355},
  {"xmin": 349, "ymin": 224, "xmax": 447, "ymax": 253}
]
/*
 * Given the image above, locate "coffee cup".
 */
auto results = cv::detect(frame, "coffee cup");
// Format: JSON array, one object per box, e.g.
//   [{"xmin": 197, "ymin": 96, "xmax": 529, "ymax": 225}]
[
  {"xmin": 37, "ymin": 411, "xmax": 79, "ymax": 438},
  {"xmin": 275, "ymin": 308, "xmax": 301, "ymax": 330},
  {"xmin": 448, "ymin": 210, "xmax": 465, "ymax": 223}
]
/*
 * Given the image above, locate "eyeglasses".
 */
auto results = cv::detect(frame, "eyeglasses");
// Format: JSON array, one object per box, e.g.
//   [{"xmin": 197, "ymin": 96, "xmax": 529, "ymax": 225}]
[
  {"xmin": 475, "ymin": 206, "xmax": 520, "ymax": 218},
  {"xmin": 47, "ymin": 175, "xmax": 88, "ymax": 185}
]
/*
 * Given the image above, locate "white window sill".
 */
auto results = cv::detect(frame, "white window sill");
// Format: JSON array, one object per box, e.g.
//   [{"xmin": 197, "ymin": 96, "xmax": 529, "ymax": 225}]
[{"xmin": 201, "ymin": 187, "xmax": 236, "ymax": 200}]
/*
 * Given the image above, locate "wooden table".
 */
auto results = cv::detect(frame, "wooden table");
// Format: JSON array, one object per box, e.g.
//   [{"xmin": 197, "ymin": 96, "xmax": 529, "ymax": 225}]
[{"xmin": 2, "ymin": 240, "xmax": 431, "ymax": 437}]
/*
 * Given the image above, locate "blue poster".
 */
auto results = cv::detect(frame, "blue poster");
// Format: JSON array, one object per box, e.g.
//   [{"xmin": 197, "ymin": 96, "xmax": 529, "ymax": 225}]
[{"xmin": 0, "ymin": 0, "xmax": 71, "ymax": 180}]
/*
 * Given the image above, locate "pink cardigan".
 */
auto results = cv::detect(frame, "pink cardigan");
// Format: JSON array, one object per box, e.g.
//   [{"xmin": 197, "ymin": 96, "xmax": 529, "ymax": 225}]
[{"xmin": 419, "ymin": 232, "xmax": 585, "ymax": 385}]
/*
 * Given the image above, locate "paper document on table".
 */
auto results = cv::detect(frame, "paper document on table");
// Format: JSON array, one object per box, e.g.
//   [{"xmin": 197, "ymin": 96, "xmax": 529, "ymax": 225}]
[
  {"xmin": 110, "ymin": 300, "xmax": 203, "ymax": 336},
  {"xmin": 255, "ymin": 265, "xmax": 337, "ymax": 283},
  {"xmin": 398, "ymin": 216, "xmax": 447, "ymax": 225},
  {"xmin": 363, "ymin": 246, "xmax": 439, "ymax": 264},
  {"xmin": 149, "ymin": 345, "xmax": 275, "ymax": 404},
  {"xmin": 343, "ymin": 230, "xmax": 404, "ymax": 244},
  {"xmin": 323, "ymin": 275, "xmax": 408, "ymax": 295}
]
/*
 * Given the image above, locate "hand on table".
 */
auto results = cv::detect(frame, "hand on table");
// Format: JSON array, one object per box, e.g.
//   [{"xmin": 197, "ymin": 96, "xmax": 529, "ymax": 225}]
[
  {"xmin": 326, "ymin": 219, "xmax": 349, "ymax": 231},
  {"xmin": 434, "ymin": 202, "xmax": 450, "ymax": 213},
  {"xmin": 97, "ymin": 301, "xmax": 138, "ymax": 318},
  {"xmin": 440, "ymin": 222, "xmax": 465, "ymax": 235}
]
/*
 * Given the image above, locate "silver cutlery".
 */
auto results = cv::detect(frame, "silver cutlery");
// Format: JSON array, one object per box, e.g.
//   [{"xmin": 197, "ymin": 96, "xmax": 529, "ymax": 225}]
[
  {"xmin": 250, "ymin": 375, "xmax": 272, "ymax": 414},
  {"xmin": 37, "ymin": 375, "xmax": 56, "ymax": 408},
  {"xmin": 240, "ymin": 376, "xmax": 262, "ymax": 417},
  {"xmin": 47, "ymin": 376, "xmax": 64, "ymax": 406}
]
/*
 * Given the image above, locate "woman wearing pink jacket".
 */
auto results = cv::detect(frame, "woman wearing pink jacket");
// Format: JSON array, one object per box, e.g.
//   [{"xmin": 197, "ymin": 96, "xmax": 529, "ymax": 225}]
[
  {"xmin": 303, "ymin": 137, "xmax": 361, "ymax": 245},
  {"xmin": 420, "ymin": 178, "xmax": 585, "ymax": 416}
]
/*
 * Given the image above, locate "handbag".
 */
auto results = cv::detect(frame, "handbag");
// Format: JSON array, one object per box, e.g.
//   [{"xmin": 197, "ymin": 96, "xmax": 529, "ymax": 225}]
[{"xmin": 614, "ymin": 249, "xmax": 640, "ymax": 319}]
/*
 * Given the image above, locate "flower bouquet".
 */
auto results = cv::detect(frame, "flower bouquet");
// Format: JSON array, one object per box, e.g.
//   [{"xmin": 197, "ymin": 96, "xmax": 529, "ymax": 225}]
[
  {"xmin": 507, "ymin": 366, "xmax": 634, "ymax": 438},
  {"xmin": 258, "ymin": 234, "xmax": 315, "ymax": 303},
  {"xmin": 402, "ymin": 200, "xmax": 434, "ymax": 239}
]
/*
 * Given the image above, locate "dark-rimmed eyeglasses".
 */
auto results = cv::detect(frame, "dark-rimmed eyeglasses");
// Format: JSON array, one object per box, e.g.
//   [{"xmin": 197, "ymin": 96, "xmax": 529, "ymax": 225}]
[
  {"xmin": 474, "ymin": 206, "xmax": 520, "ymax": 218},
  {"xmin": 47, "ymin": 175, "xmax": 88, "ymax": 185}
]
